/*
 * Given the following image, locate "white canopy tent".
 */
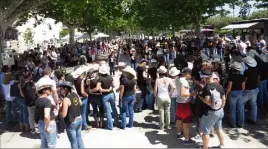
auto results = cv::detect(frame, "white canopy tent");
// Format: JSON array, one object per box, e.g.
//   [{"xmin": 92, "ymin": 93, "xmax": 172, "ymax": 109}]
[
  {"xmin": 94, "ymin": 33, "xmax": 109, "ymax": 38},
  {"xmin": 221, "ymin": 22, "xmax": 258, "ymax": 30}
]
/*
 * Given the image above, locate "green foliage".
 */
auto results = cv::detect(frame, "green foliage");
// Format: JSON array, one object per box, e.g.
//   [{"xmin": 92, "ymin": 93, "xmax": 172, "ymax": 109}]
[
  {"xmin": 206, "ymin": 16, "xmax": 243, "ymax": 29},
  {"xmin": 23, "ymin": 28, "xmax": 33, "ymax": 44},
  {"xmin": 248, "ymin": 9, "xmax": 268, "ymax": 19},
  {"xmin": 59, "ymin": 28, "xmax": 69, "ymax": 38}
]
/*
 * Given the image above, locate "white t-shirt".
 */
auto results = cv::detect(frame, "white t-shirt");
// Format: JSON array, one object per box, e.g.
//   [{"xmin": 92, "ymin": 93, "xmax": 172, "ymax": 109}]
[
  {"xmin": 2, "ymin": 80, "xmax": 15, "ymax": 101},
  {"xmin": 170, "ymin": 78, "xmax": 178, "ymax": 98},
  {"xmin": 175, "ymin": 77, "xmax": 190, "ymax": 103}
]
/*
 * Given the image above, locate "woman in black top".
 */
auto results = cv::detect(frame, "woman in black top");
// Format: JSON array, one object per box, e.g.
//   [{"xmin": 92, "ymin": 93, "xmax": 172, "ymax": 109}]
[
  {"xmin": 59, "ymin": 81, "xmax": 84, "ymax": 148},
  {"xmin": 88, "ymin": 70, "xmax": 104, "ymax": 128},
  {"xmin": 119, "ymin": 67, "xmax": 137, "ymax": 129},
  {"xmin": 96, "ymin": 65, "xmax": 118, "ymax": 130},
  {"xmin": 226, "ymin": 62, "xmax": 245, "ymax": 128},
  {"xmin": 108, "ymin": 51, "xmax": 116, "ymax": 76},
  {"xmin": 35, "ymin": 82, "xmax": 57, "ymax": 148}
]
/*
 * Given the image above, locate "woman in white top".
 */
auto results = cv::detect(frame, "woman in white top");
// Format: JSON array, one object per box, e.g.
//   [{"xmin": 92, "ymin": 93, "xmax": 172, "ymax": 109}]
[
  {"xmin": 154, "ymin": 66, "xmax": 175, "ymax": 130},
  {"xmin": 168, "ymin": 67, "xmax": 180, "ymax": 124}
]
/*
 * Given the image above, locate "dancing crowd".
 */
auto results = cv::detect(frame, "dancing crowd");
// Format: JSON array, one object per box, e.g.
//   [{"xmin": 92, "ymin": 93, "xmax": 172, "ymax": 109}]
[{"xmin": 0, "ymin": 36, "xmax": 268, "ymax": 148}]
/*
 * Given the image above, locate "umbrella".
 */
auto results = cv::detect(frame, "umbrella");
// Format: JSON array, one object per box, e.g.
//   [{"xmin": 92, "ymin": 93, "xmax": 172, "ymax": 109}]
[{"xmin": 77, "ymin": 33, "xmax": 90, "ymax": 40}]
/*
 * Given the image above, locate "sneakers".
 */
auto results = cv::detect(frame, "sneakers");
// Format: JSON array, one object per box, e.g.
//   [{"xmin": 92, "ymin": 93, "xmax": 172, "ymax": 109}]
[
  {"xmin": 192, "ymin": 134, "xmax": 202, "ymax": 142},
  {"xmin": 184, "ymin": 138, "xmax": 196, "ymax": 145},
  {"xmin": 30, "ymin": 128, "xmax": 36, "ymax": 134},
  {"xmin": 176, "ymin": 132, "xmax": 184, "ymax": 139}
]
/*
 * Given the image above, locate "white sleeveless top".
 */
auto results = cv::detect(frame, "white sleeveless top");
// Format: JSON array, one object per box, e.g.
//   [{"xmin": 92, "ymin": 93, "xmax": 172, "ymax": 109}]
[{"xmin": 157, "ymin": 77, "xmax": 171, "ymax": 99}]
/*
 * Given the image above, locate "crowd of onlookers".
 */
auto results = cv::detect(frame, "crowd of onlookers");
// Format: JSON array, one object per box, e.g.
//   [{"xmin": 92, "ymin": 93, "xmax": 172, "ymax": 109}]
[{"xmin": 0, "ymin": 36, "xmax": 268, "ymax": 148}]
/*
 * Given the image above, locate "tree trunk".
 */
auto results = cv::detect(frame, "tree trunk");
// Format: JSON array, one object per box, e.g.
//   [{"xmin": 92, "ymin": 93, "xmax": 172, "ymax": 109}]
[
  {"xmin": 68, "ymin": 26, "xmax": 75, "ymax": 52},
  {"xmin": 195, "ymin": 14, "xmax": 201, "ymax": 37},
  {"xmin": 87, "ymin": 31, "xmax": 92, "ymax": 41},
  {"xmin": 0, "ymin": 24, "xmax": 7, "ymax": 53}
]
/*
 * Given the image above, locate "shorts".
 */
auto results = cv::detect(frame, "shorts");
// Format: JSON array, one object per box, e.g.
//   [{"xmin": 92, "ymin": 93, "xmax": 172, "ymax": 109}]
[
  {"xmin": 176, "ymin": 102, "xmax": 192, "ymax": 123},
  {"xmin": 200, "ymin": 108, "xmax": 224, "ymax": 135}
]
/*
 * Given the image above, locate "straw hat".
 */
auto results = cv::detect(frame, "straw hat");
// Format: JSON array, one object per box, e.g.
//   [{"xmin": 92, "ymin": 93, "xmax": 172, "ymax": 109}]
[
  {"xmin": 244, "ymin": 56, "xmax": 257, "ymax": 67},
  {"xmin": 99, "ymin": 65, "xmax": 109, "ymax": 74},
  {"xmin": 169, "ymin": 67, "xmax": 180, "ymax": 77},
  {"xmin": 157, "ymin": 66, "xmax": 167, "ymax": 74},
  {"xmin": 123, "ymin": 66, "xmax": 136, "ymax": 79}
]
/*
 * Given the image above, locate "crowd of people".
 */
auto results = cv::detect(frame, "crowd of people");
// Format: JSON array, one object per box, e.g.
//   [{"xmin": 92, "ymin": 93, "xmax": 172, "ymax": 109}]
[{"xmin": 0, "ymin": 35, "xmax": 268, "ymax": 148}]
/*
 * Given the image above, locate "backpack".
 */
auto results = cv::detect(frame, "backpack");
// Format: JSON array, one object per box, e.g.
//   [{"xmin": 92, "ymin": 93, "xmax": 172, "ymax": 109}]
[
  {"xmin": 32, "ymin": 67, "xmax": 42, "ymax": 82},
  {"xmin": 209, "ymin": 87, "xmax": 222, "ymax": 110}
]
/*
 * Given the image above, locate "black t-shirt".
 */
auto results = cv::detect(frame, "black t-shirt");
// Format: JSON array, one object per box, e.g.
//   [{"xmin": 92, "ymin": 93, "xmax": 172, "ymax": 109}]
[
  {"xmin": 35, "ymin": 97, "xmax": 55, "ymax": 122},
  {"xmin": 244, "ymin": 67, "xmax": 260, "ymax": 90},
  {"xmin": 258, "ymin": 62, "xmax": 268, "ymax": 81},
  {"xmin": 22, "ymin": 81, "xmax": 37, "ymax": 106},
  {"xmin": 121, "ymin": 77, "xmax": 136, "ymax": 97},
  {"xmin": 228, "ymin": 73, "xmax": 245, "ymax": 90},
  {"xmin": 136, "ymin": 65, "xmax": 146, "ymax": 86},
  {"xmin": 199, "ymin": 82, "xmax": 225, "ymax": 116},
  {"xmin": 98, "ymin": 76, "xmax": 113, "ymax": 95},
  {"xmin": 89, "ymin": 78, "xmax": 100, "ymax": 94},
  {"xmin": 74, "ymin": 78, "xmax": 84, "ymax": 97}
]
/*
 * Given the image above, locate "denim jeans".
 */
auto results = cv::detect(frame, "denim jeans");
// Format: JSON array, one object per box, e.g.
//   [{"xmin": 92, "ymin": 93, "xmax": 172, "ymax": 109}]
[
  {"xmin": 121, "ymin": 94, "xmax": 135, "ymax": 129},
  {"xmin": 257, "ymin": 80, "xmax": 268, "ymax": 107},
  {"xmin": 217, "ymin": 48, "xmax": 222, "ymax": 60},
  {"xmin": 81, "ymin": 97, "xmax": 89, "ymax": 129},
  {"xmin": 89, "ymin": 94, "xmax": 104, "ymax": 119},
  {"xmin": 38, "ymin": 120, "xmax": 57, "ymax": 148},
  {"xmin": 16, "ymin": 98, "xmax": 29, "ymax": 124},
  {"xmin": 102, "ymin": 93, "xmax": 118, "ymax": 130},
  {"xmin": 119, "ymin": 100, "xmax": 129, "ymax": 117},
  {"xmin": 136, "ymin": 85, "xmax": 147, "ymax": 110},
  {"xmin": 157, "ymin": 97, "xmax": 171, "ymax": 128},
  {"xmin": 66, "ymin": 117, "xmax": 84, "ymax": 148},
  {"xmin": 131, "ymin": 62, "xmax": 136, "ymax": 71},
  {"xmin": 200, "ymin": 108, "xmax": 224, "ymax": 135},
  {"xmin": 170, "ymin": 97, "xmax": 177, "ymax": 123},
  {"xmin": 164, "ymin": 53, "xmax": 169, "ymax": 63},
  {"xmin": 5, "ymin": 100, "xmax": 18, "ymax": 122},
  {"xmin": 109, "ymin": 64, "xmax": 115, "ymax": 76},
  {"xmin": 228, "ymin": 90, "xmax": 244, "ymax": 127},
  {"xmin": 244, "ymin": 88, "xmax": 259, "ymax": 122}
]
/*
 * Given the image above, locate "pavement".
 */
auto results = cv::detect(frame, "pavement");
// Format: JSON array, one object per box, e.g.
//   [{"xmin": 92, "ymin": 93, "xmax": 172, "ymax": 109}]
[{"xmin": 1, "ymin": 54, "xmax": 268, "ymax": 148}]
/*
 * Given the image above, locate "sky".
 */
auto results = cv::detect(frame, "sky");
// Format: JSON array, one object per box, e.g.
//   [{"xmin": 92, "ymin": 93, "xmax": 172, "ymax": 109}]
[{"xmin": 222, "ymin": 0, "xmax": 259, "ymax": 17}]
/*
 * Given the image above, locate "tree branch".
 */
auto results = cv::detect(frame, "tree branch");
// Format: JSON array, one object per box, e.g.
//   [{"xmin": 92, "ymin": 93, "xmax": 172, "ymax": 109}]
[{"xmin": 1, "ymin": 0, "xmax": 25, "ymax": 22}]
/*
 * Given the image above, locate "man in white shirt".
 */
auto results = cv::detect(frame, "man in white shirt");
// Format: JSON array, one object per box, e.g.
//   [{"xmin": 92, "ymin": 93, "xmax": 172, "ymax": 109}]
[{"xmin": 175, "ymin": 67, "xmax": 197, "ymax": 145}]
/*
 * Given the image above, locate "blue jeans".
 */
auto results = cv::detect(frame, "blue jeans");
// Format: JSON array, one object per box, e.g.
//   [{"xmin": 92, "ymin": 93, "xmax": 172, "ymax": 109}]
[
  {"xmin": 257, "ymin": 80, "xmax": 268, "ymax": 107},
  {"xmin": 170, "ymin": 97, "xmax": 177, "ymax": 123},
  {"xmin": 164, "ymin": 53, "xmax": 169, "ymax": 63},
  {"xmin": 131, "ymin": 62, "xmax": 136, "ymax": 70},
  {"xmin": 102, "ymin": 93, "xmax": 118, "ymax": 130},
  {"xmin": 121, "ymin": 94, "xmax": 135, "ymax": 129},
  {"xmin": 119, "ymin": 100, "xmax": 129, "ymax": 117},
  {"xmin": 81, "ymin": 97, "xmax": 89, "ymax": 129},
  {"xmin": 200, "ymin": 108, "xmax": 224, "ymax": 135},
  {"xmin": 244, "ymin": 88, "xmax": 259, "ymax": 122},
  {"xmin": 217, "ymin": 48, "xmax": 222, "ymax": 60},
  {"xmin": 136, "ymin": 85, "xmax": 147, "ymax": 110},
  {"xmin": 66, "ymin": 117, "xmax": 84, "ymax": 148},
  {"xmin": 16, "ymin": 98, "xmax": 29, "ymax": 124},
  {"xmin": 5, "ymin": 100, "xmax": 18, "ymax": 122},
  {"xmin": 228, "ymin": 90, "xmax": 244, "ymax": 127},
  {"xmin": 38, "ymin": 120, "xmax": 57, "ymax": 148}
]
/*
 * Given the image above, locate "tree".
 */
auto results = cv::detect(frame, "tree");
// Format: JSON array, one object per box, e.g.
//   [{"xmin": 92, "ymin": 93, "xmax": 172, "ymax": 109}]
[
  {"xmin": 23, "ymin": 28, "xmax": 33, "ymax": 44},
  {"xmin": 239, "ymin": 0, "xmax": 253, "ymax": 18},
  {"xmin": 0, "ymin": 0, "xmax": 50, "ymax": 53},
  {"xmin": 59, "ymin": 28, "xmax": 69, "ymax": 39},
  {"xmin": 206, "ymin": 16, "xmax": 243, "ymax": 29},
  {"xmin": 248, "ymin": 9, "xmax": 268, "ymax": 19}
]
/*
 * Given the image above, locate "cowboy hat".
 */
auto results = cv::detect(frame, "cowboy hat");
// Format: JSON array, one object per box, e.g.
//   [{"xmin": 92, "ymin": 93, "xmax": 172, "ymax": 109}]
[
  {"xmin": 99, "ymin": 61, "xmax": 106, "ymax": 66},
  {"xmin": 123, "ymin": 66, "xmax": 136, "ymax": 79},
  {"xmin": 157, "ymin": 66, "xmax": 167, "ymax": 74},
  {"xmin": 118, "ymin": 62, "xmax": 126, "ymax": 67},
  {"xmin": 35, "ymin": 79, "xmax": 53, "ymax": 93},
  {"xmin": 155, "ymin": 42, "xmax": 160, "ymax": 47},
  {"xmin": 99, "ymin": 65, "xmax": 109, "ymax": 74},
  {"xmin": 244, "ymin": 56, "xmax": 257, "ymax": 67},
  {"xmin": 169, "ymin": 67, "xmax": 180, "ymax": 77},
  {"xmin": 57, "ymin": 81, "xmax": 73, "ymax": 90},
  {"xmin": 232, "ymin": 62, "xmax": 242, "ymax": 71}
]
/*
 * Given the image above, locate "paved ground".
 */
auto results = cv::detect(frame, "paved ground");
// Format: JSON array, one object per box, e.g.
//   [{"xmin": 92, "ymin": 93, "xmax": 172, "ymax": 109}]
[{"xmin": 1, "ymin": 54, "xmax": 268, "ymax": 148}]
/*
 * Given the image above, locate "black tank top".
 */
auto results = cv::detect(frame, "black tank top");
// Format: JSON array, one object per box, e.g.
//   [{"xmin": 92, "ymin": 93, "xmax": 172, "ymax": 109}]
[{"xmin": 64, "ymin": 92, "xmax": 81, "ymax": 125}]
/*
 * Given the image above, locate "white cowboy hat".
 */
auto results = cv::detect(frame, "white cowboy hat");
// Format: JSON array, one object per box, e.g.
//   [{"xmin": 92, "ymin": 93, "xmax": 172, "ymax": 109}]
[
  {"xmin": 244, "ymin": 56, "xmax": 257, "ymax": 67},
  {"xmin": 232, "ymin": 62, "xmax": 242, "ymax": 71},
  {"xmin": 35, "ymin": 79, "xmax": 53, "ymax": 93},
  {"xmin": 169, "ymin": 67, "xmax": 180, "ymax": 77},
  {"xmin": 157, "ymin": 66, "xmax": 167, "ymax": 74},
  {"xmin": 99, "ymin": 65, "xmax": 109, "ymax": 74},
  {"xmin": 99, "ymin": 61, "xmax": 106, "ymax": 66},
  {"xmin": 156, "ymin": 42, "xmax": 160, "ymax": 47},
  {"xmin": 123, "ymin": 66, "xmax": 136, "ymax": 79},
  {"xmin": 118, "ymin": 62, "xmax": 126, "ymax": 67}
]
